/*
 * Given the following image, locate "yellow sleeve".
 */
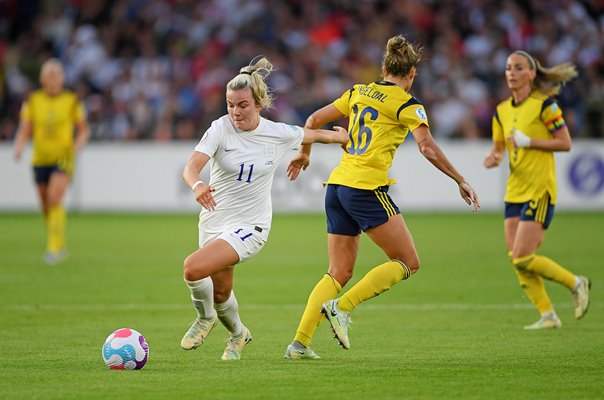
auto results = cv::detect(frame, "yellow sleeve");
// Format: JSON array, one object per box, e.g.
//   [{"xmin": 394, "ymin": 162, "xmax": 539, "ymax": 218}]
[
  {"xmin": 492, "ymin": 110, "xmax": 504, "ymax": 142},
  {"xmin": 400, "ymin": 104, "xmax": 429, "ymax": 131},
  {"xmin": 19, "ymin": 98, "xmax": 32, "ymax": 121},
  {"xmin": 332, "ymin": 88, "xmax": 353, "ymax": 116},
  {"xmin": 75, "ymin": 99, "xmax": 86, "ymax": 122},
  {"xmin": 540, "ymin": 99, "xmax": 566, "ymax": 134}
]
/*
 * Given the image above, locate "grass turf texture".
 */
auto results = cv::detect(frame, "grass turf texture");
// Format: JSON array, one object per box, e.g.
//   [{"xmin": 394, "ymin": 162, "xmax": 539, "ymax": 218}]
[{"xmin": 0, "ymin": 212, "xmax": 602, "ymax": 400}]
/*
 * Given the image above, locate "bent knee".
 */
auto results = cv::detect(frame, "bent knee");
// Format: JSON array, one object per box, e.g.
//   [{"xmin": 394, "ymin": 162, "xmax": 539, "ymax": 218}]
[
  {"xmin": 400, "ymin": 257, "xmax": 420, "ymax": 275},
  {"xmin": 408, "ymin": 259, "xmax": 420, "ymax": 274},
  {"xmin": 183, "ymin": 255, "xmax": 200, "ymax": 281},
  {"xmin": 213, "ymin": 291, "xmax": 230, "ymax": 304},
  {"xmin": 328, "ymin": 267, "xmax": 353, "ymax": 287},
  {"xmin": 389, "ymin": 258, "xmax": 419, "ymax": 280}
]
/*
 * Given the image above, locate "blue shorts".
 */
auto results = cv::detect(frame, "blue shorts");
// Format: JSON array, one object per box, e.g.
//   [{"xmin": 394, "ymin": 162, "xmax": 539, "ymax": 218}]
[
  {"xmin": 325, "ymin": 184, "xmax": 400, "ymax": 236},
  {"xmin": 504, "ymin": 192, "xmax": 555, "ymax": 229},
  {"xmin": 33, "ymin": 165, "xmax": 63, "ymax": 184}
]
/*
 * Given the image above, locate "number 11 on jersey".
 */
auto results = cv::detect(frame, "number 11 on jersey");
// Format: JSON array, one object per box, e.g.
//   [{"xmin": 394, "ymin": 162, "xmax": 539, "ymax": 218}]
[{"xmin": 237, "ymin": 163, "xmax": 254, "ymax": 183}]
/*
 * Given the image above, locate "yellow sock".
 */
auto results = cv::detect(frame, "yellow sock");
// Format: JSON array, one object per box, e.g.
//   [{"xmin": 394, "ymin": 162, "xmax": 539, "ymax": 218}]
[
  {"xmin": 529, "ymin": 255, "xmax": 576, "ymax": 290},
  {"xmin": 338, "ymin": 260, "xmax": 409, "ymax": 313},
  {"xmin": 513, "ymin": 254, "xmax": 576, "ymax": 290},
  {"xmin": 47, "ymin": 205, "xmax": 66, "ymax": 253},
  {"xmin": 293, "ymin": 274, "xmax": 341, "ymax": 347},
  {"xmin": 514, "ymin": 268, "xmax": 553, "ymax": 314},
  {"xmin": 510, "ymin": 251, "xmax": 553, "ymax": 314}
]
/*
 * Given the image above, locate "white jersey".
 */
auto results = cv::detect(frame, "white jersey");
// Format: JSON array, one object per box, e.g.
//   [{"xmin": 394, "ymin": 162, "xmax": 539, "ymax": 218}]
[{"xmin": 194, "ymin": 115, "xmax": 304, "ymax": 233}]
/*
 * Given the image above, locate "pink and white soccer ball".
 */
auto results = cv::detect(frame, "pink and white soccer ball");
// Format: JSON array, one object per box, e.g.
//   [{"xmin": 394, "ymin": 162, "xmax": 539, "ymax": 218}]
[{"xmin": 102, "ymin": 328, "xmax": 149, "ymax": 370}]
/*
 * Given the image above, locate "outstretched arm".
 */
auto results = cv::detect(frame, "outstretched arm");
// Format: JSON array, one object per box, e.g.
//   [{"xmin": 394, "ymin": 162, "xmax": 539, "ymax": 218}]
[
  {"xmin": 301, "ymin": 126, "xmax": 348, "ymax": 145},
  {"xmin": 287, "ymin": 104, "xmax": 346, "ymax": 180},
  {"xmin": 412, "ymin": 125, "xmax": 480, "ymax": 211}
]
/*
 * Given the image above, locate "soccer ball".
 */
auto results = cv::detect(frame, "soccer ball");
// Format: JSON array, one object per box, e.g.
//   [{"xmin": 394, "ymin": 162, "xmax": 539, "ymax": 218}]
[{"xmin": 102, "ymin": 328, "xmax": 149, "ymax": 370}]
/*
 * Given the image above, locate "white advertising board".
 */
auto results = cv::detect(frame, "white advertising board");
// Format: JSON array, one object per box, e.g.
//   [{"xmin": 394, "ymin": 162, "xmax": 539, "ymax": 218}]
[{"xmin": 1, "ymin": 140, "xmax": 603, "ymax": 212}]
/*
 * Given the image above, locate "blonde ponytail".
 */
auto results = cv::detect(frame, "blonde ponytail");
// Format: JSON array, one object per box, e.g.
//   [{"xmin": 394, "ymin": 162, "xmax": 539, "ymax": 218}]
[
  {"xmin": 513, "ymin": 50, "xmax": 578, "ymax": 96},
  {"xmin": 226, "ymin": 56, "xmax": 274, "ymax": 109}
]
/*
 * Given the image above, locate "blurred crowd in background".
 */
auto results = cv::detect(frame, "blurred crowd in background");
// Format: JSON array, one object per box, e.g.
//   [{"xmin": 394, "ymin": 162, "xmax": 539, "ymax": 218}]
[{"xmin": 0, "ymin": 0, "xmax": 603, "ymax": 142}]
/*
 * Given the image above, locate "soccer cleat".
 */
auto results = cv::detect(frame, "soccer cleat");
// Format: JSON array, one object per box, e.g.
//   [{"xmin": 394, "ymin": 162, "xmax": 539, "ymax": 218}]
[
  {"xmin": 284, "ymin": 343, "xmax": 320, "ymax": 359},
  {"xmin": 180, "ymin": 312, "xmax": 218, "ymax": 350},
  {"xmin": 221, "ymin": 325, "xmax": 252, "ymax": 361},
  {"xmin": 572, "ymin": 276, "xmax": 591, "ymax": 319},
  {"xmin": 523, "ymin": 312, "xmax": 562, "ymax": 330},
  {"xmin": 43, "ymin": 249, "xmax": 69, "ymax": 265},
  {"xmin": 321, "ymin": 299, "xmax": 352, "ymax": 349}
]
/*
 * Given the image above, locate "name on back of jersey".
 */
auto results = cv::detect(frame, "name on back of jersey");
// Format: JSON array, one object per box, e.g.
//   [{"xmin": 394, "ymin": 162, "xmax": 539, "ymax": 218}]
[{"xmin": 358, "ymin": 85, "xmax": 387, "ymax": 103}]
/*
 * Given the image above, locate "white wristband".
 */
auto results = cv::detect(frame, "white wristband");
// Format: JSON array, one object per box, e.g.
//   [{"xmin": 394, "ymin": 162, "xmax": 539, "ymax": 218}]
[
  {"xmin": 191, "ymin": 180, "xmax": 204, "ymax": 191},
  {"xmin": 512, "ymin": 129, "xmax": 531, "ymax": 148}
]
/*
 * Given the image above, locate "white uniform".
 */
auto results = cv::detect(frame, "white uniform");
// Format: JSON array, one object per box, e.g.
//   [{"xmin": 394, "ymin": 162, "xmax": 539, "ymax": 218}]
[{"xmin": 194, "ymin": 115, "xmax": 304, "ymax": 262}]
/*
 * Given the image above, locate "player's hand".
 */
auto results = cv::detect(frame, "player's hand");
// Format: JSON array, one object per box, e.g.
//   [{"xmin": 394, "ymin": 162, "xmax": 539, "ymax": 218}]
[
  {"xmin": 332, "ymin": 126, "xmax": 349, "ymax": 145},
  {"xmin": 194, "ymin": 183, "xmax": 217, "ymax": 210},
  {"xmin": 459, "ymin": 181, "xmax": 480, "ymax": 212},
  {"xmin": 287, "ymin": 153, "xmax": 310, "ymax": 181},
  {"xmin": 483, "ymin": 153, "xmax": 502, "ymax": 168},
  {"xmin": 509, "ymin": 129, "xmax": 531, "ymax": 148},
  {"xmin": 14, "ymin": 146, "xmax": 23, "ymax": 161}
]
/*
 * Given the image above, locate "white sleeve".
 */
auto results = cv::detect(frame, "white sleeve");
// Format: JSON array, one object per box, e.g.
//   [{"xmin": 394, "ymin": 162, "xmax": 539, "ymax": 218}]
[
  {"xmin": 277, "ymin": 123, "xmax": 304, "ymax": 150},
  {"xmin": 194, "ymin": 119, "xmax": 222, "ymax": 157}
]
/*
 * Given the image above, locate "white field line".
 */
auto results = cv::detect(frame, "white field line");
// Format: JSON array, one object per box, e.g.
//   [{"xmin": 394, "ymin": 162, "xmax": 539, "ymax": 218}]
[{"xmin": 3, "ymin": 302, "xmax": 580, "ymax": 312}]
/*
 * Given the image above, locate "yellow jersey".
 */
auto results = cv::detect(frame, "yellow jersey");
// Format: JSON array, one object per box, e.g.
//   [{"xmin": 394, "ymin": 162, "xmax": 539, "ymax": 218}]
[
  {"xmin": 327, "ymin": 81, "xmax": 429, "ymax": 189},
  {"xmin": 20, "ymin": 90, "xmax": 86, "ymax": 166},
  {"xmin": 492, "ymin": 91, "xmax": 566, "ymax": 203}
]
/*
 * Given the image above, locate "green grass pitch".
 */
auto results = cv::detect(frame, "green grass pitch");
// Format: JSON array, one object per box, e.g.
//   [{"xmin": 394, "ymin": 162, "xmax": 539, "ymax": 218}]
[{"xmin": 0, "ymin": 212, "xmax": 602, "ymax": 399}]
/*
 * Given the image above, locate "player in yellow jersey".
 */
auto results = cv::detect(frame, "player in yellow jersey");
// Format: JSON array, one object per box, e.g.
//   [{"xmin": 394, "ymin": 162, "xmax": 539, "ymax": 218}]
[
  {"xmin": 13, "ymin": 59, "xmax": 89, "ymax": 265},
  {"xmin": 484, "ymin": 50, "xmax": 590, "ymax": 330},
  {"xmin": 284, "ymin": 35, "xmax": 480, "ymax": 359}
]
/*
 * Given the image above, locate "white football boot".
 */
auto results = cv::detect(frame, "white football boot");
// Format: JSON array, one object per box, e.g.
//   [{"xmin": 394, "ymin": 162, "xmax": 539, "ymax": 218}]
[
  {"xmin": 181, "ymin": 312, "xmax": 218, "ymax": 350},
  {"xmin": 221, "ymin": 325, "xmax": 252, "ymax": 361},
  {"xmin": 523, "ymin": 311, "xmax": 562, "ymax": 330},
  {"xmin": 284, "ymin": 342, "xmax": 320, "ymax": 360},
  {"xmin": 572, "ymin": 276, "xmax": 591, "ymax": 319},
  {"xmin": 321, "ymin": 299, "xmax": 352, "ymax": 349}
]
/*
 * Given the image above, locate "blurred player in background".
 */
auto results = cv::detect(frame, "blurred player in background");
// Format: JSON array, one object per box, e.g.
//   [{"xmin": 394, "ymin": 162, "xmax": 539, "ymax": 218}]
[
  {"xmin": 180, "ymin": 57, "xmax": 348, "ymax": 360},
  {"xmin": 484, "ymin": 50, "xmax": 590, "ymax": 330},
  {"xmin": 13, "ymin": 59, "xmax": 89, "ymax": 265},
  {"xmin": 284, "ymin": 35, "xmax": 480, "ymax": 359}
]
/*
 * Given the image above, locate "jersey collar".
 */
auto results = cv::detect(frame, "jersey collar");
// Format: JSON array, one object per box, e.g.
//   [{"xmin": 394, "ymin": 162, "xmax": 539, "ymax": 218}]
[{"xmin": 375, "ymin": 80, "xmax": 397, "ymax": 86}]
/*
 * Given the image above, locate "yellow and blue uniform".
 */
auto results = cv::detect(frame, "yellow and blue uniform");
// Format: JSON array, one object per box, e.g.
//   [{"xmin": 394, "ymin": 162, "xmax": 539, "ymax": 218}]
[
  {"xmin": 325, "ymin": 81, "xmax": 429, "ymax": 235},
  {"xmin": 20, "ymin": 89, "xmax": 85, "ymax": 257},
  {"xmin": 20, "ymin": 89, "xmax": 86, "ymax": 180},
  {"xmin": 492, "ymin": 92, "xmax": 565, "ymax": 228},
  {"xmin": 292, "ymin": 80, "xmax": 421, "ymax": 347},
  {"xmin": 328, "ymin": 81, "xmax": 429, "ymax": 189},
  {"xmin": 493, "ymin": 91, "xmax": 577, "ymax": 317}
]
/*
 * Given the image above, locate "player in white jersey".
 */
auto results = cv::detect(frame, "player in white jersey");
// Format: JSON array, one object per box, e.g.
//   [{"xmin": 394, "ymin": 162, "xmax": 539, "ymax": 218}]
[{"xmin": 179, "ymin": 57, "xmax": 348, "ymax": 360}]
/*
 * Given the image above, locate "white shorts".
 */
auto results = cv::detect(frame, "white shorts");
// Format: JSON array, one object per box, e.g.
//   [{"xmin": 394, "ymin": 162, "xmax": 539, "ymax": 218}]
[{"xmin": 199, "ymin": 224, "xmax": 269, "ymax": 264}]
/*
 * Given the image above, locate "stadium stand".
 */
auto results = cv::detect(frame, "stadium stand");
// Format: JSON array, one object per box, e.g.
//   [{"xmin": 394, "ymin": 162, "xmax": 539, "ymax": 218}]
[{"xmin": 0, "ymin": 0, "xmax": 603, "ymax": 142}]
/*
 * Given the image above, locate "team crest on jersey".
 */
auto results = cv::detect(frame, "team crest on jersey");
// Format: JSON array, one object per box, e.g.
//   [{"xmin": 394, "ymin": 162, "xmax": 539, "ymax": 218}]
[
  {"xmin": 265, "ymin": 144, "xmax": 276, "ymax": 165},
  {"xmin": 415, "ymin": 107, "xmax": 427, "ymax": 121}
]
